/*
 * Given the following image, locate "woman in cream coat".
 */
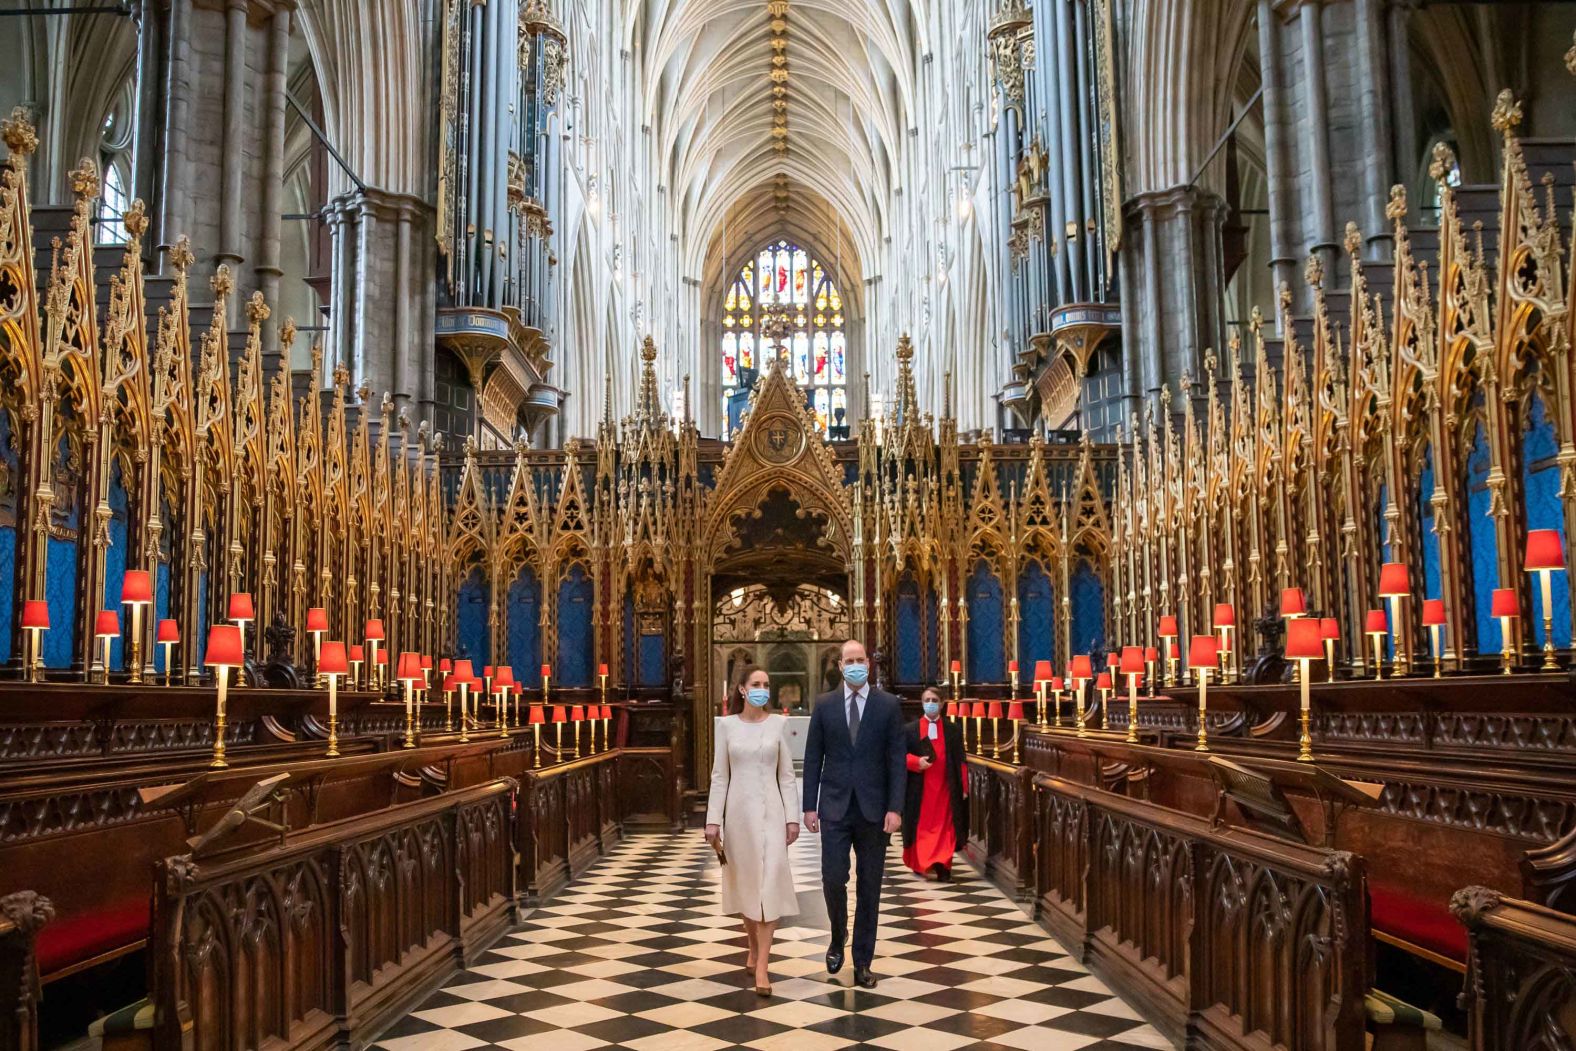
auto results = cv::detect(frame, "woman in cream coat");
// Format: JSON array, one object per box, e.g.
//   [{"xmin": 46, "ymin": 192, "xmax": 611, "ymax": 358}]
[{"xmin": 705, "ymin": 666, "xmax": 800, "ymax": 996}]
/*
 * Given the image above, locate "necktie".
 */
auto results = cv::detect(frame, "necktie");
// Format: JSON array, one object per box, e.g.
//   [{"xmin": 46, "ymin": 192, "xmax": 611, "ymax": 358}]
[{"xmin": 848, "ymin": 692, "xmax": 861, "ymax": 746}]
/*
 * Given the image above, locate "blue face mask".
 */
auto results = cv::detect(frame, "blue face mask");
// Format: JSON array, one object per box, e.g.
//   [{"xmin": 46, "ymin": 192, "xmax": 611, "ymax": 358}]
[
  {"xmin": 922, "ymin": 700, "xmax": 940, "ymax": 717},
  {"xmin": 746, "ymin": 687, "xmax": 771, "ymax": 707},
  {"xmin": 843, "ymin": 663, "xmax": 869, "ymax": 687}
]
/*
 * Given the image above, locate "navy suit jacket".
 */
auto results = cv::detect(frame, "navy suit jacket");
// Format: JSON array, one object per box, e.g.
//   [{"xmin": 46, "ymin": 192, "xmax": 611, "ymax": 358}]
[{"xmin": 802, "ymin": 686, "xmax": 908, "ymax": 824}]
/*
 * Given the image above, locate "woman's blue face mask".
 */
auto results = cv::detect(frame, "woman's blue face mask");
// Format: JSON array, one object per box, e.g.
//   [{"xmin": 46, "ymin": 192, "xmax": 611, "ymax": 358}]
[
  {"xmin": 746, "ymin": 686, "xmax": 771, "ymax": 707},
  {"xmin": 842, "ymin": 663, "xmax": 869, "ymax": 687}
]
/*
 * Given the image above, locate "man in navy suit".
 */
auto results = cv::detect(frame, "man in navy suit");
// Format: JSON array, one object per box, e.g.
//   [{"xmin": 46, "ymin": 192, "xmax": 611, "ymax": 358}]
[{"xmin": 802, "ymin": 638, "xmax": 907, "ymax": 988}]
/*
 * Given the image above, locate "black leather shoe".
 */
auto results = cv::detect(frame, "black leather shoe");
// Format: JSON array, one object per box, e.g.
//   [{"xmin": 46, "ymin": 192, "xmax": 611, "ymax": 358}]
[
  {"xmin": 825, "ymin": 947, "xmax": 844, "ymax": 974},
  {"xmin": 854, "ymin": 966, "xmax": 877, "ymax": 989}
]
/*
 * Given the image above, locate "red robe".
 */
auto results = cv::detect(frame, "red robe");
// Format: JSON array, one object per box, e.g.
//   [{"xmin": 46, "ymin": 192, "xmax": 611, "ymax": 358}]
[{"xmin": 902, "ymin": 716, "xmax": 967, "ymax": 874}]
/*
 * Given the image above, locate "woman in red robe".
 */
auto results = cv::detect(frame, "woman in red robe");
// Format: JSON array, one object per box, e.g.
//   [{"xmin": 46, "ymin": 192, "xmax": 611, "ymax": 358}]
[{"xmin": 901, "ymin": 688, "xmax": 969, "ymax": 880}]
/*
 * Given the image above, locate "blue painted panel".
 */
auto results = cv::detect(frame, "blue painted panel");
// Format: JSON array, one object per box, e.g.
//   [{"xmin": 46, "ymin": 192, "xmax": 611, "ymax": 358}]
[
  {"xmin": 1467, "ymin": 420, "xmax": 1499, "ymax": 654},
  {"xmin": 102, "ymin": 464, "xmax": 129, "ymax": 670},
  {"xmin": 0, "ymin": 528, "xmax": 12, "ymax": 663},
  {"xmin": 1521, "ymin": 394, "xmax": 1571, "ymax": 647},
  {"xmin": 456, "ymin": 564, "xmax": 491, "ymax": 666},
  {"xmin": 194, "ymin": 569, "xmax": 209, "ymax": 666},
  {"xmin": 43, "ymin": 538, "xmax": 77, "ymax": 667},
  {"xmin": 1017, "ymin": 560, "xmax": 1055, "ymax": 673},
  {"xmin": 506, "ymin": 566, "xmax": 542, "ymax": 676},
  {"xmin": 637, "ymin": 631, "xmax": 665, "ymax": 686},
  {"xmin": 967, "ymin": 560, "xmax": 1006, "ymax": 682},
  {"xmin": 155, "ymin": 560, "xmax": 171, "ymax": 673},
  {"xmin": 556, "ymin": 563, "xmax": 594, "ymax": 687},
  {"xmin": 1070, "ymin": 557, "xmax": 1106, "ymax": 657},
  {"xmin": 1418, "ymin": 445, "xmax": 1442, "ymax": 602},
  {"xmin": 895, "ymin": 573, "xmax": 923, "ymax": 684},
  {"xmin": 926, "ymin": 587, "xmax": 940, "ymax": 684}
]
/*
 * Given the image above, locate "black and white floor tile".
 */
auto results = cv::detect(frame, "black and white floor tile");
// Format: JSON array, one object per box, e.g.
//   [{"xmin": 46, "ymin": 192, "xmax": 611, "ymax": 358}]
[{"xmin": 374, "ymin": 833, "xmax": 1172, "ymax": 1051}]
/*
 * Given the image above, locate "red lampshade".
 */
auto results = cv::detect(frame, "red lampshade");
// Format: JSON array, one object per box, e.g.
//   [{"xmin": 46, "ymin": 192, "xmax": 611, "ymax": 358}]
[
  {"xmin": 205, "ymin": 624, "xmax": 244, "ymax": 667},
  {"xmin": 453, "ymin": 659, "xmax": 475, "ymax": 682},
  {"xmin": 529, "ymin": 705, "xmax": 546, "ymax": 725},
  {"xmin": 121, "ymin": 570, "xmax": 152, "ymax": 605},
  {"xmin": 1007, "ymin": 701, "xmax": 1026, "ymax": 721},
  {"xmin": 20, "ymin": 600, "xmax": 48, "ymax": 631},
  {"xmin": 494, "ymin": 665, "xmax": 516, "ymax": 688},
  {"xmin": 1526, "ymin": 529, "xmax": 1565, "ymax": 571},
  {"xmin": 421, "ymin": 655, "xmax": 434, "ymax": 671},
  {"xmin": 1188, "ymin": 634, "xmax": 1220, "ymax": 669},
  {"xmin": 1070, "ymin": 654, "xmax": 1094, "ymax": 679},
  {"xmin": 1286, "ymin": 617, "xmax": 1324, "ymax": 660},
  {"xmin": 1364, "ymin": 609, "xmax": 1389, "ymax": 635},
  {"xmin": 483, "ymin": 665, "xmax": 494, "ymax": 679},
  {"xmin": 95, "ymin": 609, "xmax": 120, "ymax": 638},
  {"xmin": 1144, "ymin": 646, "xmax": 1159, "ymax": 663},
  {"xmin": 945, "ymin": 702, "xmax": 959, "ymax": 718},
  {"xmin": 571, "ymin": 705, "xmax": 586, "ymax": 721},
  {"xmin": 373, "ymin": 650, "xmax": 387, "ymax": 667},
  {"xmin": 1319, "ymin": 617, "xmax": 1340, "ymax": 641},
  {"xmin": 1213, "ymin": 602, "xmax": 1236, "ymax": 628},
  {"xmin": 364, "ymin": 619, "xmax": 385, "ymax": 641},
  {"xmin": 552, "ymin": 705, "xmax": 567, "ymax": 723},
  {"xmin": 1094, "ymin": 672, "xmax": 1113, "ymax": 691},
  {"xmin": 396, "ymin": 651, "xmax": 422, "ymax": 682},
  {"xmin": 987, "ymin": 700, "xmax": 1004, "ymax": 720},
  {"xmin": 970, "ymin": 701, "xmax": 987, "ymax": 718},
  {"xmin": 541, "ymin": 663, "xmax": 552, "ymax": 678},
  {"xmin": 306, "ymin": 607, "xmax": 328, "ymax": 632},
  {"xmin": 156, "ymin": 618, "xmax": 179, "ymax": 643},
  {"xmin": 227, "ymin": 592, "xmax": 254, "ymax": 622},
  {"xmin": 1169, "ymin": 640, "xmax": 1180, "ymax": 659},
  {"xmin": 349, "ymin": 644, "xmax": 365, "ymax": 663},
  {"xmin": 1033, "ymin": 659, "xmax": 1053, "ymax": 683},
  {"xmin": 1049, "ymin": 676, "xmax": 1064, "ymax": 691},
  {"xmin": 1158, "ymin": 615, "xmax": 1179, "ymax": 637},
  {"xmin": 1008, "ymin": 659, "xmax": 1019, "ymax": 673},
  {"xmin": 439, "ymin": 658, "xmax": 452, "ymax": 673},
  {"xmin": 1421, "ymin": 599, "xmax": 1447, "ymax": 627},
  {"xmin": 1279, "ymin": 587, "xmax": 1307, "ymax": 617},
  {"xmin": 1491, "ymin": 587, "xmax": 1519, "ymax": 619},
  {"xmin": 1106, "ymin": 651, "xmax": 1119, "ymax": 669},
  {"xmin": 950, "ymin": 660, "xmax": 962, "ymax": 673},
  {"xmin": 1378, "ymin": 562, "xmax": 1411, "ymax": 598},
  {"xmin": 1119, "ymin": 646, "xmax": 1145, "ymax": 675},
  {"xmin": 318, "ymin": 640, "xmax": 348, "ymax": 676},
  {"xmin": 598, "ymin": 663, "xmax": 609, "ymax": 676}
]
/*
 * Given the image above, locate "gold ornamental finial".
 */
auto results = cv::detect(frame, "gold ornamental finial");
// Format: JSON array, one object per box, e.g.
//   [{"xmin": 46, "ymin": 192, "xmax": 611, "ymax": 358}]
[
  {"xmin": 1343, "ymin": 221, "xmax": 1362, "ymax": 257},
  {"xmin": 1428, "ymin": 141, "xmax": 1457, "ymax": 182},
  {"xmin": 170, "ymin": 236, "xmax": 195, "ymax": 272},
  {"xmin": 1490, "ymin": 89, "xmax": 1522, "ymax": 136},
  {"xmin": 68, "ymin": 158, "xmax": 99, "ymax": 200},
  {"xmin": 123, "ymin": 199, "xmax": 149, "ymax": 239},
  {"xmin": 280, "ymin": 317, "xmax": 297, "ymax": 352},
  {"xmin": 212, "ymin": 264, "xmax": 234, "ymax": 298},
  {"xmin": 1385, "ymin": 184, "xmax": 1407, "ymax": 222},
  {"xmin": 1304, "ymin": 254, "xmax": 1324, "ymax": 289},
  {"xmin": 641, "ymin": 334, "xmax": 657, "ymax": 362},
  {"xmin": 246, "ymin": 290, "xmax": 270, "ymax": 325},
  {"xmin": 896, "ymin": 333, "xmax": 913, "ymax": 362},
  {"xmin": 1, "ymin": 108, "xmax": 38, "ymax": 156}
]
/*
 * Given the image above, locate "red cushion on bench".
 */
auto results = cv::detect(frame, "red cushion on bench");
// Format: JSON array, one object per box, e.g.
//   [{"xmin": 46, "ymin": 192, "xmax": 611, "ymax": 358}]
[
  {"xmin": 1369, "ymin": 884, "xmax": 1467, "ymax": 964},
  {"xmin": 35, "ymin": 899, "xmax": 150, "ymax": 978}
]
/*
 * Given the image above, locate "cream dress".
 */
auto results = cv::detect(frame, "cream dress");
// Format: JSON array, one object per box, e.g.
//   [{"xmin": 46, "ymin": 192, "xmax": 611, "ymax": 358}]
[{"xmin": 706, "ymin": 714, "xmax": 801, "ymax": 921}]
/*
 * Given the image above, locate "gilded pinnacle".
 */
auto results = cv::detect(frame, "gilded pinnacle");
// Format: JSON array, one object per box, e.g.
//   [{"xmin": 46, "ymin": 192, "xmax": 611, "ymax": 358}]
[
  {"xmin": 1385, "ymin": 185, "xmax": 1407, "ymax": 222},
  {"xmin": 1343, "ymin": 221, "xmax": 1362, "ymax": 256},
  {"xmin": 1305, "ymin": 255, "xmax": 1324, "ymax": 289},
  {"xmin": 246, "ymin": 291, "xmax": 270, "ymax": 325},
  {"xmin": 641, "ymin": 334, "xmax": 658, "ymax": 362},
  {"xmin": 1, "ymin": 108, "xmax": 38, "ymax": 156},
  {"xmin": 212, "ymin": 265, "xmax": 235, "ymax": 298},
  {"xmin": 1490, "ymin": 89, "xmax": 1522, "ymax": 135},
  {"xmin": 1429, "ymin": 141, "xmax": 1457, "ymax": 182},
  {"xmin": 68, "ymin": 159, "xmax": 100, "ymax": 200},
  {"xmin": 123, "ymin": 199, "xmax": 149, "ymax": 238}
]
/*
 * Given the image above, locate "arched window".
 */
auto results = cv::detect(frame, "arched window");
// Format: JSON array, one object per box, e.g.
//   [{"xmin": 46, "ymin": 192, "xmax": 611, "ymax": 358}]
[
  {"xmin": 721, "ymin": 239, "xmax": 847, "ymax": 435},
  {"xmin": 96, "ymin": 85, "xmax": 134, "ymax": 246}
]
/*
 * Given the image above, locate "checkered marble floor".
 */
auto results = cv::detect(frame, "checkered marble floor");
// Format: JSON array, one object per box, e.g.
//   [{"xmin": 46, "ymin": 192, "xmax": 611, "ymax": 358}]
[{"xmin": 374, "ymin": 832, "xmax": 1173, "ymax": 1051}]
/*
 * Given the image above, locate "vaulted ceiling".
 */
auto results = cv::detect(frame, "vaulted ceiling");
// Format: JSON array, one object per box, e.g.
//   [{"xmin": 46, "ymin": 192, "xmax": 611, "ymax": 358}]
[{"xmin": 632, "ymin": 0, "xmax": 931, "ymax": 300}]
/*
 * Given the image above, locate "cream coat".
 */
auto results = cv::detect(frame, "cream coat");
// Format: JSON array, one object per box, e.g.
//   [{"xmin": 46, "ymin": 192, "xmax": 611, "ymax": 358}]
[{"xmin": 706, "ymin": 714, "xmax": 801, "ymax": 921}]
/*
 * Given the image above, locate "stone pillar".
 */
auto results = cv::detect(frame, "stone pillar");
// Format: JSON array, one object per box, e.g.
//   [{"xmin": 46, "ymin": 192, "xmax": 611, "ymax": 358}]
[
  {"xmin": 1355, "ymin": 0, "xmax": 1393, "ymax": 257},
  {"xmin": 1389, "ymin": 0, "xmax": 1419, "ymax": 207},
  {"xmin": 256, "ymin": 6, "xmax": 290, "ymax": 353},
  {"xmin": 1257, "ymin": 0, "xmax": 1298, "ymax": 294},
  {"xmin": 218, "ymin": 0, "xmax": 248, "ymax": 285},
  {"xmin": 1298, "ymin": 1, "xmax": 1338, "ymax": 275}
]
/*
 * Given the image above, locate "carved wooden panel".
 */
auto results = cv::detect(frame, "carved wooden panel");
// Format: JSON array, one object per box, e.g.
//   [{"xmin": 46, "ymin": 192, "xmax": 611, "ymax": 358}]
[
  {"xmin": 0, "ymin": 891, "xmax": 51, "ymax": 1051},
  {"xmin": 1451, "ymin": 887, "xmax": 1576, "ymax": 1050}
]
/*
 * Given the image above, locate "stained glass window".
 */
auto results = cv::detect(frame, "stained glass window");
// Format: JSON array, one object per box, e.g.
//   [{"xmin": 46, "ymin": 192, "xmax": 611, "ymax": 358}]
[{"xmin": 721, "ymin": 239, "xmax": 848, "ymax": 435}]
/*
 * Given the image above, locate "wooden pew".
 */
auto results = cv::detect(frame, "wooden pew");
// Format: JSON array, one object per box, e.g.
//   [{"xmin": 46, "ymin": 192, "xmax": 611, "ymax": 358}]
[
  {"xmin": 518, "ymin": 750, "xmax": 623, "ymax": 903},
  {"xmin": 148, "ymin": 777, "xmax": 516, "ymax": 1051},
  {"xmin": 962, "ymin": 755, "xmax": 1035, "ymax": 899},
  {"xmin": 1030, "ymin": 752, "xmax": 1371, "ymax": 1050},
  {"xmin": 0, "ymin": 892, "xmax": 51, "ymax": 1051},
  {"xmin": 1450, "ymin": 887, "xmax": 1576, "ymax": 1048}
]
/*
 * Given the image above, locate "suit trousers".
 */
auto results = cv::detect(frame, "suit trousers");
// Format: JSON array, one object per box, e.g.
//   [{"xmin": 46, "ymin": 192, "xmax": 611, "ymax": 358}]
[{"xmin": 820, "ymin": 809, "xmax": 887, "ymax": 967}]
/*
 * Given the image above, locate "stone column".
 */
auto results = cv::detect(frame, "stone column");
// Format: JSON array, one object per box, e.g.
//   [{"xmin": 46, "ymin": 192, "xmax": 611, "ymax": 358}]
[
  {"xmin": 1355, "ymin": 0, "xmax": 1393, "ymax": 257},
  {"xmin": 256, "ymin": 6, "xmax": 291, "ymax": 353},
  {"xmin": 1298, "ymin": 1, "xmax": 1338, "ymax": 274},
  {"xmin": 218, "ymin": 0, "xmax": 248, "ymax": 287},
  {"xmin": 1257, "ymin": 0, "xmax": 1298, "ymax": 294}
]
